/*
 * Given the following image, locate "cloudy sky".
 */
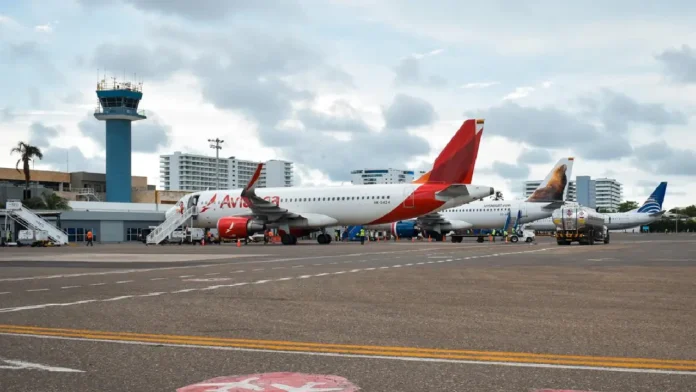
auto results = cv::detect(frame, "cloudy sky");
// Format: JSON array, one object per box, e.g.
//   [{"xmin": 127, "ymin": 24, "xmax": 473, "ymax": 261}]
[{"xmin": 1, "ymin": 0, "xmax": 695, "ymax": 208}]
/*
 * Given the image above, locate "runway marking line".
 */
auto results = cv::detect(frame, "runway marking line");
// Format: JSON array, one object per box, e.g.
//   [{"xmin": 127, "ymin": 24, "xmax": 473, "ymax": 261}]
[{"xmin": 0, "ymin": 324, "xmax": 694, "ymax": 374}]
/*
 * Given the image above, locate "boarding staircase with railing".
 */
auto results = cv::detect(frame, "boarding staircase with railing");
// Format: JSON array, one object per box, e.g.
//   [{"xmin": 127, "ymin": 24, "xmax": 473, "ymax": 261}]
[
  {"xmin": 4, "ymin": 199, "xmax": 69, "ymax": 245},
  {"xmin": 146, "ymin": 205, "xmax": 196, "ymax": 244}
]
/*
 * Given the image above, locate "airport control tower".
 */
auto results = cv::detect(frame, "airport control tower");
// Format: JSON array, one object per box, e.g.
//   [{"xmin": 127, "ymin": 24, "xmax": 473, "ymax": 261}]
[{"xmin": 94, "ymin": 77, "xmax": 146, "ymax": 203}]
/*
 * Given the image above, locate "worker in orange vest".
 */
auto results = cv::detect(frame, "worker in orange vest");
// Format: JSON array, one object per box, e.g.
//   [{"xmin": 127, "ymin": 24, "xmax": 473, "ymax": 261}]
[{"xmin": 86, "ymin": 230, "xmax": 94, "ymax": 246}]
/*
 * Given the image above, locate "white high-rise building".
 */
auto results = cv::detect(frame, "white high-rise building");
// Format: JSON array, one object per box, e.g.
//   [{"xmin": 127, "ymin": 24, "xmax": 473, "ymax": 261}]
[
  {"xmin": 350, "ymin": 169, "xmax": 427, "ymax": 185},
  {"xmin": 594, "ymin": 178, "xmax": 623, "ymax": 211},
  {"xmin": 160, "ymin": 152, "xmax": 293, "ymax": 191}
]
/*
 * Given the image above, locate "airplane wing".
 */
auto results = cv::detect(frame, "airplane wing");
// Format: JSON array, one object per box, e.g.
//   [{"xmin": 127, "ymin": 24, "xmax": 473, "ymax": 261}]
[
  {"xmin": 649, "ymin": 209, "xmax": 666, "ymax": 217},
  {"xmin": 416, "ymin": 212, "xmax": 450, "ymax": 228},
  {"xmin": 239, "ymin": 163, "xmax": 302, "ymax": 222},
  {"xmin": 541, "ymin": 201, "xmax": 565, "ymax": 210}
]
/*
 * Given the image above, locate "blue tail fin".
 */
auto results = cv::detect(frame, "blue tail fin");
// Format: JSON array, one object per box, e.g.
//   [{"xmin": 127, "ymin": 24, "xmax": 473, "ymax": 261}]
[{"xmin": 636, "ymin": 182, "xmax": 667, "ymax": 213}]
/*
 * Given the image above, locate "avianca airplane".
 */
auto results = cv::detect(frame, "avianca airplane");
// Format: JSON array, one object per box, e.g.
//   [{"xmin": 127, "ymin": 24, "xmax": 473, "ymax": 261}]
[
  {"xmin": 167, "ymin": 119, "xmax": 494, "ymax": 245},
  {"xmin": 525, "ymin": 182, "xmax": 668, "ymax": 231},
  {"xmin": 365, "ymin": 157, "xmax": 574, "ymax": 240}
]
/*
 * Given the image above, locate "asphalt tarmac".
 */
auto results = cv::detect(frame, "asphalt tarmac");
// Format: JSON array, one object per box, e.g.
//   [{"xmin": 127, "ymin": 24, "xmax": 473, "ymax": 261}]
[{"xmin": 1, "ymin": 233, "xmax": 694, "ymax": 391}]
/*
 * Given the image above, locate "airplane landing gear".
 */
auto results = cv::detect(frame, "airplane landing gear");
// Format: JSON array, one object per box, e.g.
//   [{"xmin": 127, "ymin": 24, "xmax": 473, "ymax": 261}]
[
  {"xmin": 317, "ymin": 233, "xmax": 332, "ymax": 244},
  {"xmin": 281, "ymin": 234, "xmax": 297, "ymax": 245}
]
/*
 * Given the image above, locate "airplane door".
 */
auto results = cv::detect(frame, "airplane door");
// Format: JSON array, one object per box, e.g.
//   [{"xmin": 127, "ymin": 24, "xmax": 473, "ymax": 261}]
[{"xmin": 402, "ymin": 187, "xmax": 415, "ymax": 208}]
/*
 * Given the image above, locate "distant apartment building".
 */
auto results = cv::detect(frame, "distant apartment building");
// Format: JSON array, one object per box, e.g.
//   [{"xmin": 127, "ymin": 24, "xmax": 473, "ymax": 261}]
[
  {"xmin": 521, "ymin": 176, "xmax": 622, "ymax": 211},
  {"xmin": 159, "ymin": 152, "xmax": 293, "ymax": 191},
  {"xmin": 350, "ymin": 168, "xmax": 428, "ymax": 185}
]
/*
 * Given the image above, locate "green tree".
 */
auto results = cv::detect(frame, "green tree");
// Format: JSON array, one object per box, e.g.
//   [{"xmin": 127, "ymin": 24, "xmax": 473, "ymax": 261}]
[
  {"xmin": 10, "ymin": 142, "xmax": 43, "ymax": 194},
  {"xmin": 617, "ymin": 201, "xmax": 639, "ymax": 212},
  {"xmin": 42, "ymin": 193, "xmax": 71, "ymax": 210}
]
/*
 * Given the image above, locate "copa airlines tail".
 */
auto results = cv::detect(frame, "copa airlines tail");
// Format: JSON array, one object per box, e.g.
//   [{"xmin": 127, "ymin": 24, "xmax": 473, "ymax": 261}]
[
  {"xmin": 635, "ymin": 182, "xmax": 667, "ymax": 214},
  {"xmin": 166, "ymin": 118, "xmax": 494, "ymax": 245}
]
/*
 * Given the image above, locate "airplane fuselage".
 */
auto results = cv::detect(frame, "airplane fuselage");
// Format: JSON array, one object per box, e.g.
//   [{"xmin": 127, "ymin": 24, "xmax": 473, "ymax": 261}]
[
  {"xmin": 366, "ymin": 199, "xmax": 556, "ymax": 233},
  {"xmin": 525, "ymin": 211, "xmax": 661, "ymax": 231},
  {"xmin": 171, "ymin": 183, "xmax": 493, "ymax": 230}
]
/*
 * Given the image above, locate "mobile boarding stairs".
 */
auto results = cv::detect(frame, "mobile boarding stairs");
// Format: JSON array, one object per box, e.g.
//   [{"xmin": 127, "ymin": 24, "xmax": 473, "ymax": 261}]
[
  {"xmin": 145, "ymin": 204, "xmax": 197, "ymax": 245},
  {"xmin": 3, "ymin": 199, "xmax": 69, "ymax": 245}
]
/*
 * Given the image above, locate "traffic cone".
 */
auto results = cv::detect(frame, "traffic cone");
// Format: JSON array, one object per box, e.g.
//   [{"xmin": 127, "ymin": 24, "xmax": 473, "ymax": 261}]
[
  {"xmin": 237, "ymin": 239, "xmax": 241, "ymax": 247},
  {"xmin": 201, "ymin": 238, "xmax": 205, "ymax": 246}
]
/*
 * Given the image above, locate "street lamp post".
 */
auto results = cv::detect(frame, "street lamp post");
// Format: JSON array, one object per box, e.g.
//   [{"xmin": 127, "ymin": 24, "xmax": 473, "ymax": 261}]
[{"xmin": 208, "ymin": 138, "xmax": 224, "ymax": 190}]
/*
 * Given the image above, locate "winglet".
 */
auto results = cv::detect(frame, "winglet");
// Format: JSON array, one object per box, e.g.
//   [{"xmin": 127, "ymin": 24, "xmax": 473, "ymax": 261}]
[{"xmin": 241, "ymin": 163, "xmax": 264, "ymax": 197}]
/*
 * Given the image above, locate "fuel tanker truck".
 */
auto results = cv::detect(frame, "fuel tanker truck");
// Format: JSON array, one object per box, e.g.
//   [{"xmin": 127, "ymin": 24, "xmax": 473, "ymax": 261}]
[{"xmin": 552, "ymin": 204, "xmax": 609, "ymax": 245}]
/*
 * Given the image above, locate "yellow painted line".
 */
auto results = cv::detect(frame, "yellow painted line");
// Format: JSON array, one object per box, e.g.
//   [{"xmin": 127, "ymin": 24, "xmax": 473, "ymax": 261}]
[{"xmin": 0, "ymin": 324, "xmax": 694, "ymax": 371}]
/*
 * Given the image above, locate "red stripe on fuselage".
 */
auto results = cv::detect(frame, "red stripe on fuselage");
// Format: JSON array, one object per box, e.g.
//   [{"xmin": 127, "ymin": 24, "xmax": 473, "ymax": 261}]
[{"xmin": 367, "ymin": 183, "xmax": 449, "ymax": 225}]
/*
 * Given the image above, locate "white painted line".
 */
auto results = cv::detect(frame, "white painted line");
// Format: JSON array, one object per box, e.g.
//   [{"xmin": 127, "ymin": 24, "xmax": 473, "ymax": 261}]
[
  {"xmin": 350, "ymin": 269, "xmax": 362, "ymax": 273},
  {"xmin": 138, "ymin": 292, "xmax": 166, "ymax": 297},
  {"xmin": 276, "ymin": 277, "xmax": 293, "ymax": 281},
  {"xmin": 89, "ymin": 283, "xmax": 105, "ymax": 286},
  {"xmin": 405, "ymin": 263, "xmax": 413, "ymax": 266},
  {"xmin": 102, "ymin": 295, "xmax": 134, "ymax": 302},
  {"xmin": 179, "ymin": 275, "xmax": 194, "ymax": 278},
  {"xmin": 2, "ymin": 333, "xmax": 692, "ymax": 376},
  {"xmin": 60, "ymin": 286, "xmax": 80, "ymax": 289},
  {"xmin": 254, "ymin": 280, "xmax": 270, "ymax": 284},
  {"xmin": 0, "ymin": 358, "xmax": 84, "ymax": 373},
  {"xmin": 0, "ymin": 292, "xmax": 10, "ymax": 295},
  {"xmin": 292, "ymin": 265, "xmax": 303, "ymax": 268},
  {"xmin": 204, "ymin": 273, "xmax": 220, "ymax": 276},
  {"xmin": 252, "ymin": 268, "xmax": 264, "ymax": 271},
  {"xmin": 27, "ymin": 288, "xmax": 50, "ymax": 292},
  {"xmin": 298, "ymin": 275, "xmax": 312, "ymax": 279},
  {"xmin": 272, "ymin": 267, "xmax": 286, "ymax": 270},
  {"xmin": 365, "ymin": 268, "xmax": 376, "ymax": 271},
  {"xmin": 314, "ymin": 273, "xmax": 329, "ymax": 277},
  {"xmin": 150, "ymin": 278, "xmax": 166, "ymax": 281},
  {"xmin": 115, "ymin": 280, "xmax": 133, "ymax": 284},
  {"xmin": 416, "ymin": 262, "xmax": 424, "ymax": 265},
  {"xmin": 232, "ymin": 270, "xmax": 245, "ymax": 273},
  {"xmin": 0, "ymin": 248, "xmax": 553, "ymax": 314},
  {"xmin": 329, "ymin": 262, "xmax": 338, "ymax": 265}
]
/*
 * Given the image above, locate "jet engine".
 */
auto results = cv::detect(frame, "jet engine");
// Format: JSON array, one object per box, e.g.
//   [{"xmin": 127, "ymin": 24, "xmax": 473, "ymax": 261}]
[
  {"xmin": 217, "ymin": 216, "xmax": 266, "ymax": 239},
  {"xmin": 390, "ymin": 221, "xmax": 420, "ymax": 238}
]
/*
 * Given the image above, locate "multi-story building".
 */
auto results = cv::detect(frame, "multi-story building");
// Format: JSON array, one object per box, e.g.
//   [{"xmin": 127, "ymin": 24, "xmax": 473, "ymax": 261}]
[
  {"xmin": 594, "ymin": 178, "xmax": 623, "ymax": 211},
  {"xmin": 521, "ymin": 176, "xmax": 622, "ymax": 211},
  {"xmin": 350, "ymin": 168, "xmax": 428, "ymax": 185},
  {"xmin": 522, "ymin": 180, "xmax": 576, "ymax": 202},
  {"xmin": 159, "ymin": 152, "xmax": 294, "ymax": 191}
]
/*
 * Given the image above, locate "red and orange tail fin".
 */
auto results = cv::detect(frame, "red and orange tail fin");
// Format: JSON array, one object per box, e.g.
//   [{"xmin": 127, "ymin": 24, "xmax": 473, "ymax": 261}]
[
  {"xmin": 417, "ymin": 119, "xmax": 484, "ymax": 185},
  {"xmin": 241, "ymin": 163, "xmax": 264, "ymax": 196}
]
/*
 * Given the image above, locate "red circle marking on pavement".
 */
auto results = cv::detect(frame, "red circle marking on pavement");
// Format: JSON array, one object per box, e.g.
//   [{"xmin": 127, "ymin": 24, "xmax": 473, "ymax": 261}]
[{"xmin": 177, "ymin": 372, "xmax": 360, "ymax": 392}]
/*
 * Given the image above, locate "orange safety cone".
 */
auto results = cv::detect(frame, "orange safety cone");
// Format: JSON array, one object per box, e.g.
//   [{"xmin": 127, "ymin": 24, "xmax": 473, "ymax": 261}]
[
  {"xmin": 236, "ymin": 239, "xmax": 241, "ymax": 247},
  {"xmin": 201, "ymin": 238, "xmax": 205, "ymax": 246},
  {"xmin": 411, "ymin": 237, "xmax": 415, "ymax": 242},
  {"xmin": 428, "ymin": 236, "xmax": 432, "ymax": 242}
]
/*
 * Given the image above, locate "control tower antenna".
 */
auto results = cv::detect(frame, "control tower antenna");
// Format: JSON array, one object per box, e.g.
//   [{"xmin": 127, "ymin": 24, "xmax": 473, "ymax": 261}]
[{"xmin": 94, "ymin": 74, "xmax": 147, "ymax": 203}]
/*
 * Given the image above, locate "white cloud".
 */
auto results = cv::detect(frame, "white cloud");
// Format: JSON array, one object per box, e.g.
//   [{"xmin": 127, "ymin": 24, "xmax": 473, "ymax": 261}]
[
  {"xmin": 461, "ymin": 81, "xmax": 500, "ymax": 89},
  {"xmin": 1, "ymin": 1, "xmax": 695, "ymax": 209},
  {"xmin": 503, "ymin": 87, "xmax": 535, "ymax": 101}
]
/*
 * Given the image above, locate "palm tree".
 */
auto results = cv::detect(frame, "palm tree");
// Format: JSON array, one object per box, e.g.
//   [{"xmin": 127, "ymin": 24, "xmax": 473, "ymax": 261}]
[
  {"xmin": 10, "ymin": 142, "xmax": 43, "ymax": 196},
  {"xmin": 42, "ymin": 193, "xmax": 71, "ymax": 210}
]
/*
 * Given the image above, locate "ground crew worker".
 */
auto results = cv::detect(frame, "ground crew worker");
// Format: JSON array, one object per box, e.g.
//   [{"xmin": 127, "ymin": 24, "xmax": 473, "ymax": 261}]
[
  {"xmin": 359, "ymin": 228, "xmax": 366, "ymax": 245},
  {"xmin": 491, "ymin": 229, "xmax": 496, "ymax": 242},
  {"xmin": 86, "ymin": 230, "xmax": 94, "ymax": 246}
]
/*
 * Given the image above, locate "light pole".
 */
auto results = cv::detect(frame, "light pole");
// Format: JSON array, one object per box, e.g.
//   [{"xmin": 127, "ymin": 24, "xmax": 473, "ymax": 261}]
[{"xmin": 208, "ymin": 138, "xmax": 224, "ymax": 190}]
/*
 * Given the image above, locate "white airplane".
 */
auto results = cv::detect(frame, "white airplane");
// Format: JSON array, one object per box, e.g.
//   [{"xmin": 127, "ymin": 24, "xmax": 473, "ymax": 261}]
[
  {"xmin": 524, "ymin": 182, "xmax": 668, "ymax": 231},
  {"xmin": 365, "ymin": 157, "xmax": 574, "ymax": 240},
  {"xmin": 166, "ymin": 119, "xmax": 494, "ymax": 245}
]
